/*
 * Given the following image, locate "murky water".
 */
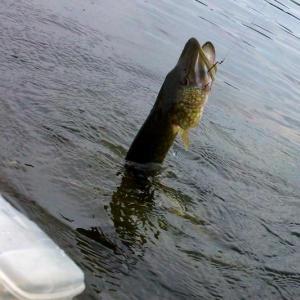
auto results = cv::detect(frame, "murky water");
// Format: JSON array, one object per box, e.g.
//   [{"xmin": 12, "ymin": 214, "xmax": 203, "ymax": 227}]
[{"xmin": 1, "ymin": 0, "xmax": 300, "ymax": 299}]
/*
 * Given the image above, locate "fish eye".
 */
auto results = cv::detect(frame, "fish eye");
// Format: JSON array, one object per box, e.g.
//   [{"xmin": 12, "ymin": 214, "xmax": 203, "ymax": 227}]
[{"xmin": 180, "ymin": 77, "xmax": 190, "ymax": 86}]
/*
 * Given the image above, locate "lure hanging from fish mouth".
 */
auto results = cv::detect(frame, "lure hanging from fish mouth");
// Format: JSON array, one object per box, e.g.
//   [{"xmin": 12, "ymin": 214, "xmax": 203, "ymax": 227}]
[
  {"xmin": 207, "ymin": 58, "xmax": 225, "ymax": 76},
  {"xmin": 126, "ymin": 38, "xmax": 218, "ymax": 164}
]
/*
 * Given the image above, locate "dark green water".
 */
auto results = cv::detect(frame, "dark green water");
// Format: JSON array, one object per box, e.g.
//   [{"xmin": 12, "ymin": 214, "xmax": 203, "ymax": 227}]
[{"xmin": 1, "ymin": 0, "xmax": 300, "ymax": 299}]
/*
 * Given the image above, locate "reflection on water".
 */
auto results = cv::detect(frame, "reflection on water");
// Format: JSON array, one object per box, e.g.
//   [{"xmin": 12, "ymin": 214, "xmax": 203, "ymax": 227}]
[
  {"xmin": 1, "ymin": 0, "xmax": 300, "ymax": 299},
  {"xmin": 109, "ymin": 168, "xmax": 158, "ymax": 251},
  {"xmin": 77, "ymin": 166, "xmax": 160, "ymax": 260}
]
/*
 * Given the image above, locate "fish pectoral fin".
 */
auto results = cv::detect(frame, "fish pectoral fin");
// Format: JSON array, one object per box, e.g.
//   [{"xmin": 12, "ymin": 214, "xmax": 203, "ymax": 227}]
[{"xmin": 178, "ymin": 128, "xmax": 190, "ymax": 150}]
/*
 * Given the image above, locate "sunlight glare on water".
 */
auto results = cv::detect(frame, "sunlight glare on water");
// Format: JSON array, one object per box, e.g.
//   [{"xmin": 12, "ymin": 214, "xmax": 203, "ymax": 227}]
[{"xmin": 0, "ymin": 0, "xmax": 300, "ymax": 299}]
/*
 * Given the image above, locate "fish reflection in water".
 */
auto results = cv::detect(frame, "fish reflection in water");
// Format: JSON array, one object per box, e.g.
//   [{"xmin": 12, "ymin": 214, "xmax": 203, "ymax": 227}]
[
  {"xmin": 76, "ymin": 165, "xmax": 161, "ymax": 260},
  {"xmin": 109, "ymin": 166, "xmax": 160, "ymax": 251},
  {"xmin": 75, "ymin": 161, "xmax": 209, "ymax": 267}
]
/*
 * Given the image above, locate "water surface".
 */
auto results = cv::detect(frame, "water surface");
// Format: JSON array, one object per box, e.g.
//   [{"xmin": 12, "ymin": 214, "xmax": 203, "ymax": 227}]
[{"xmin": 1, "ymin": 0, "xmax": 300, "ymax": 299}]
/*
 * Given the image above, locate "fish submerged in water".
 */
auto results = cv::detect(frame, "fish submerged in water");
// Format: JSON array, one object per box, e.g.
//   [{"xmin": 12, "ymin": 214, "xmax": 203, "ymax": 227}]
[{"xmin": 126, "ymin": 38, "xmax": 217, "ymax": 164}]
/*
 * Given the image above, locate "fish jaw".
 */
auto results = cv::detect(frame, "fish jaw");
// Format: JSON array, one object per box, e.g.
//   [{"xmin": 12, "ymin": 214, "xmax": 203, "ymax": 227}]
[
  {"xmin": 176, "ymin": 38, "xmax": 216, "ymax": 92},
  {"xmin": 168, "ymin": 38, "xmax": 217, "ymax": 149}
]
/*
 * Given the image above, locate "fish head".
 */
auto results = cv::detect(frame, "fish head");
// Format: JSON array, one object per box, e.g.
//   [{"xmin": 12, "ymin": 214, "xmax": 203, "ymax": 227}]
[{"xmin": 158, "ymin": 38, "xmax": 216, "ymax": 131}]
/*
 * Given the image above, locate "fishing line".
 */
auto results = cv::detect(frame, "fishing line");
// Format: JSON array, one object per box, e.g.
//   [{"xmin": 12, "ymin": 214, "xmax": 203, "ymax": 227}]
[{"xmin": 207, "ymin": 0, "xmax": 268, "ymax": 75}]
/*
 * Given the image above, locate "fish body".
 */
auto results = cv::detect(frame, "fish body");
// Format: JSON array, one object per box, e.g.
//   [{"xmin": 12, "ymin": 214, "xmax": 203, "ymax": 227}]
[{"xmin": 126, "ymin": 38, "xmax": 216, "ymax": 164}]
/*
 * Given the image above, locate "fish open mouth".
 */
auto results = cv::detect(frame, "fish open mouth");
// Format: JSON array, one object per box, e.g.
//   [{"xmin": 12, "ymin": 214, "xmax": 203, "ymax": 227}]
[{"xmin": 177, "ymin": 38, "xmax": 215, "ymax": 88}]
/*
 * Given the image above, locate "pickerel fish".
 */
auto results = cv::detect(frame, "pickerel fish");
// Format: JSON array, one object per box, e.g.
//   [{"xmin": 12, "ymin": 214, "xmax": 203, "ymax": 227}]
[{"xmin": 126, "ymin": 38, "xmax": 217, "ymax": 164}]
